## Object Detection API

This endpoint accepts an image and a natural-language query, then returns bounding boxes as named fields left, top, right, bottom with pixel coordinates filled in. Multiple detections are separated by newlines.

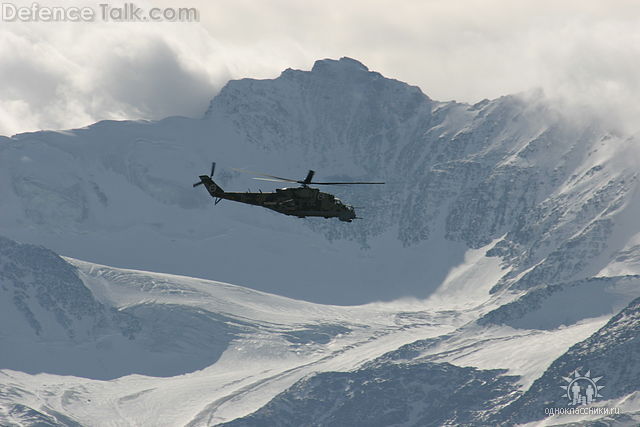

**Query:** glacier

left=2, top=57, right=640, bottom=425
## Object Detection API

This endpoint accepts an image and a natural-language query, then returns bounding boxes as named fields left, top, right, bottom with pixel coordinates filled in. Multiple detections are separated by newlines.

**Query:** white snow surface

left=0, top=248, right=633, bottom=426
left=0, top=254, right=476, bottom=426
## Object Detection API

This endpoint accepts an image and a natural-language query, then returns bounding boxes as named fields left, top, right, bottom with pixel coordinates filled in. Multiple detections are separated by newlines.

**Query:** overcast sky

left=1, top=0, right=640, bottom=136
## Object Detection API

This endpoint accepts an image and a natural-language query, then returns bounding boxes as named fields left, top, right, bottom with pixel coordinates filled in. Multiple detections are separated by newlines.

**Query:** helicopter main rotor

left=232, top=168, right=385, bottom=187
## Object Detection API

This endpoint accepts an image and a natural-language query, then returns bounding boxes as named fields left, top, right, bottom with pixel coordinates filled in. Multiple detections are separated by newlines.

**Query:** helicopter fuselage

left=198, top=175, right=356, bottom=222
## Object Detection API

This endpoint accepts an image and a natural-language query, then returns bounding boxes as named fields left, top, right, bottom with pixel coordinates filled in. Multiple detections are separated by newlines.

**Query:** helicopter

left=193, top=163, right=384, bottom=222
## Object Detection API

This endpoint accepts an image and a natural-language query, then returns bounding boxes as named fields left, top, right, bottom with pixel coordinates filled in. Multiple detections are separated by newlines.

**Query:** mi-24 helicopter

left=193, top=163, right=384, bottom=222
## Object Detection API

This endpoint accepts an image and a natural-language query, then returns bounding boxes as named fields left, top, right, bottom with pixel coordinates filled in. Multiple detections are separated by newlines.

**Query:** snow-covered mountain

left=1, top=236, right=638, bottom=426
left=2, top=57, right=640, bottom=425
left=0, top=236, right=485, bottom=425
left=3, top=57, right=639, bottom=305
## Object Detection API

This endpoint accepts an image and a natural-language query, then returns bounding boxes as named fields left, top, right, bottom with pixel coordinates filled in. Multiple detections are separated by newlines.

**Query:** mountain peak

left=206, top=56, right=429, bottom=119
left=310, top=56, right=369, bottom=73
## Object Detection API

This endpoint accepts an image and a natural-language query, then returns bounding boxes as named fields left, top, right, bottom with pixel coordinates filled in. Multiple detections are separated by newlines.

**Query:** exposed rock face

left=0, top=236, right=107, bottom=340
left=222, top=362, right=520, bottom=427
left=496, top=296, right=640, bottom=425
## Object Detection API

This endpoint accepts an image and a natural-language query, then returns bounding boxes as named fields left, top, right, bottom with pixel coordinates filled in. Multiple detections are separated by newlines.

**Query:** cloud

left=2, top=0, right=640, bottom=135
left=0, top=16, right=229, bottom=135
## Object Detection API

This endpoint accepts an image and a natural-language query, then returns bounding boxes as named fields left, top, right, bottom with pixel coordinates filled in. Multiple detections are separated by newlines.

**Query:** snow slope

left=0, top=237, right=475, bottom=425
left=2, top=236, right=639, bottom=426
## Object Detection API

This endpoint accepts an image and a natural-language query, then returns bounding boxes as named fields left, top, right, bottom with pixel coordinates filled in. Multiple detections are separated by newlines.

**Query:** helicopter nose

left=338, top=206, right=355, bottom=221
left=346, top=206, right=356, bottom=218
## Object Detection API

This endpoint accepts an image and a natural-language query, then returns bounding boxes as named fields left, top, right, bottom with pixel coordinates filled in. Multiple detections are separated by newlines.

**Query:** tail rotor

left=193, top=162, right=216, bottom=187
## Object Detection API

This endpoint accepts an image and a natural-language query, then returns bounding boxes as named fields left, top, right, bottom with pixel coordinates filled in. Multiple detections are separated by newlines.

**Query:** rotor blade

left=253, top=177, right=297, bottom=183
left=234, top=167, right=384, bottom=185
left=309, top=181, right=386, bottom=185
left=210, top=162, right=216, bottom=177
left=193, top=181, right=204, bottom=187
left=232, top=168, right=300, bottom=183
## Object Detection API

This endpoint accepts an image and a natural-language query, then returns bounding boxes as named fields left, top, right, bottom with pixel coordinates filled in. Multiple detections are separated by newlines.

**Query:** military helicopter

left=193, top=163, right=384, bottom=222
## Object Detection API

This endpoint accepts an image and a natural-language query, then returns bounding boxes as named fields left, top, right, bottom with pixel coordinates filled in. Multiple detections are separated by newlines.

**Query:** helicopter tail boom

left=197, top=175, right=224, bottom=197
